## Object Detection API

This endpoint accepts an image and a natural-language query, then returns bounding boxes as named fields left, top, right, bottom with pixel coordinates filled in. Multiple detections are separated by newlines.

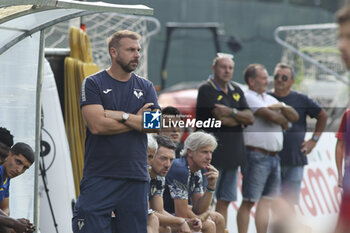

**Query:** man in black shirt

left=196, top=53, right=254, bottom=228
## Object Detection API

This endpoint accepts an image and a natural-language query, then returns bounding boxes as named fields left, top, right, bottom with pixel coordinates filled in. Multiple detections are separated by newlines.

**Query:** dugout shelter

left=0, top=1, right=153, bottom=232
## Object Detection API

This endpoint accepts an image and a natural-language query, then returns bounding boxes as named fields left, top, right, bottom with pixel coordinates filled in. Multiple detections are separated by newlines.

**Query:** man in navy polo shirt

left=72, top=30, right=160, bottom=233
left=269, top=63, right=327, bottom=209
left=0, top=142, right=35, bottom=233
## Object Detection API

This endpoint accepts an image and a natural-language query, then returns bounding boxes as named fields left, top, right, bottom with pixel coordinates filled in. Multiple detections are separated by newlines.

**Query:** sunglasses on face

left=274, top=74, right=289, bottom=81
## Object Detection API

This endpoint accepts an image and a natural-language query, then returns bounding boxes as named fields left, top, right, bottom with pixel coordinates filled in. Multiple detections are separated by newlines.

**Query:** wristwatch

left=121, top=112, right=129, bottom=123
left=311, top=134, right=319, bottom=142
left=232, top=108, right=238, bottom=118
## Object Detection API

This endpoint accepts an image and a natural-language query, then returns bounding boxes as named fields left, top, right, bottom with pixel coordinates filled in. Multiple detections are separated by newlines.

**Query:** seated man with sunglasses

left=268, top=63, right=328, bottom=210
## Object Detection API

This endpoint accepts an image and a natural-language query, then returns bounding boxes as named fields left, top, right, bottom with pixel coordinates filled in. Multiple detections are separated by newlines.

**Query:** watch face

left=232, top=108, right=238, bottom=117
left=122, top=113, right=129, bottom=121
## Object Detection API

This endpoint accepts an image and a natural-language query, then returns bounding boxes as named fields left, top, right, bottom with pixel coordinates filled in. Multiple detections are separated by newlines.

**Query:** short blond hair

left=107, top=30, right=141, bottom=51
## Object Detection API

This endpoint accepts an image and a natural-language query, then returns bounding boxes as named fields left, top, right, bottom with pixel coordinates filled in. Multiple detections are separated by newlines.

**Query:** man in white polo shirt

left=236, top=63, right=299, bottom=233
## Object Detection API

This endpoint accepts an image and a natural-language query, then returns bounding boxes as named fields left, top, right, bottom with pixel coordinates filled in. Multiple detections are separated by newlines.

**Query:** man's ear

left=110, top=47, right=118, bottom=58
left=247, top=77, right=254, bottom=87
left=187, top=149, right=193, bottom=157
left=211, top=64, right=216, bottom=73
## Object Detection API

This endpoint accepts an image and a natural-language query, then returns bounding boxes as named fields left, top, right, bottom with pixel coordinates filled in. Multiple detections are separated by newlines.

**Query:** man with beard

left=73, top=30, right=160, bottom=233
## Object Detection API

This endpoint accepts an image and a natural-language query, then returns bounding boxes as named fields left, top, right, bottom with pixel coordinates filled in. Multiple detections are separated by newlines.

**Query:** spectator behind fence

left=163, top=131, right=225, bottom=233
left=0, top=142, right=35, bottom=233
left=73, top=29, right=160, bottom=233
left=237, top=63, right=298, bottom=233
left=269, top=63, right=327, bottom=209
left=196, top=53, right=253, bottom=228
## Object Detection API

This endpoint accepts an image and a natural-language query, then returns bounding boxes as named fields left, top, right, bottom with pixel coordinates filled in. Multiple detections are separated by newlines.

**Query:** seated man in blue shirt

left=163, top=131, right=225, bottom=233
left=0, top=142, right=35, bottom=233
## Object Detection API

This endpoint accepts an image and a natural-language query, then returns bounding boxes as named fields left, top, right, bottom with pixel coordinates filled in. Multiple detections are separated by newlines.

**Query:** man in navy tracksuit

left=72, top=30, right=160, bottom=233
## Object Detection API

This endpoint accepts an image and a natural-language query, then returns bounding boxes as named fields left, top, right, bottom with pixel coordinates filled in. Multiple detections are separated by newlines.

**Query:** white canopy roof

left=0, top=0, right=153, bottom=55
